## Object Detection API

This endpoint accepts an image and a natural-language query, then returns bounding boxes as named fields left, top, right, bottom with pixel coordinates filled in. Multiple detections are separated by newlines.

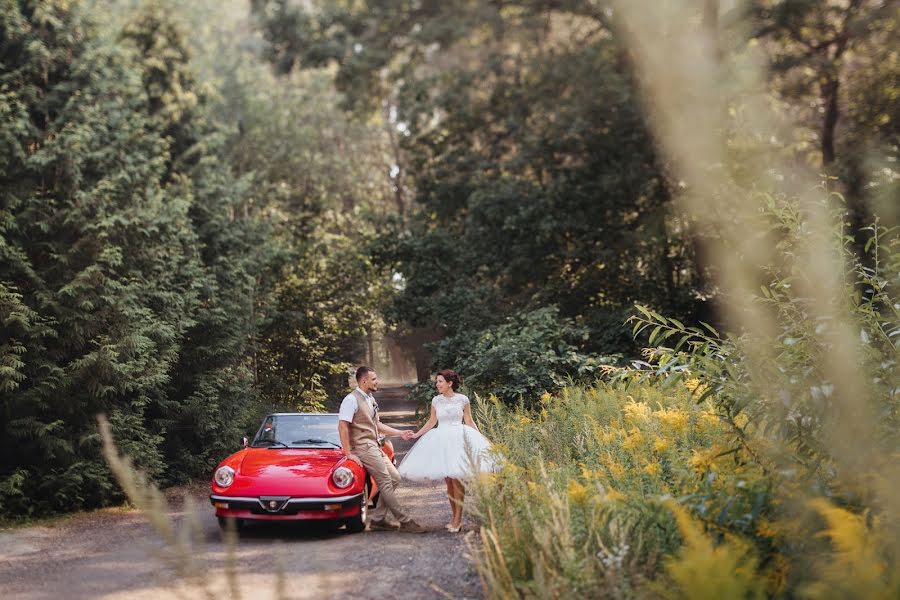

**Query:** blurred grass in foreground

left=99, top=415, right=287, bottom=600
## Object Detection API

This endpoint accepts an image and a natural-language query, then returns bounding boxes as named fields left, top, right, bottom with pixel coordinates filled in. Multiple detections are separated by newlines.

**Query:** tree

left=253, top=1, right=706, bottom=391
left=118, top=3, right=274, bottom=480
left=0, top=0, right=203, bottom=513
left=750, top=0, right=896, bottom=166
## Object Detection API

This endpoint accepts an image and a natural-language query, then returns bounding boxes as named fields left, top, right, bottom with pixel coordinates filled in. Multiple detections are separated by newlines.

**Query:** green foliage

left=467, top=181, right=896, bottom=597
left=256, top=218, right=389, bottom=410
left=0, top=0, right=200, bottom=513
left=255, top=0, right=708, bottom=386
left=0, top=1, right=251, bottom=514
left=435, top=306, right=606, bottom=405
left=622, top=194, right=899, bottom=490
left=2, top=0, right=403, bottom=517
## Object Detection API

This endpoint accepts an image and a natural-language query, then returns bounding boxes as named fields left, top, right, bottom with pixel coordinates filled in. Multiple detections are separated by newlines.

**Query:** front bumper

left=210, top=493, right=363, bottom=520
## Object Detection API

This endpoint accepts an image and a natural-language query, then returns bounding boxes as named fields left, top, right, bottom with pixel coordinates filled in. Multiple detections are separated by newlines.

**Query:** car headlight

left=214, top=466, right=235, bottom=487
left=331, top=466, right=354, bottom=488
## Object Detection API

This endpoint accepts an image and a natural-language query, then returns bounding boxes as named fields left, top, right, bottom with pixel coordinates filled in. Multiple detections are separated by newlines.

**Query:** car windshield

left=252, top=414, right=342, bottom=448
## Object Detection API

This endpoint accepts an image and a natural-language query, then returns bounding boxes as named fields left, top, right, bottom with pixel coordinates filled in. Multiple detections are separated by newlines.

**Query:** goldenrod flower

left=653, top=436, right=669, bottom=453
left=690, top=449, right=715, bottom=473
left=643, top=461, right=662, bottom=476
left=624, top=399, right=652, bottom=423
left=622, top=427, right=644, bottom=450
left=606, top=488, right=626, bottom=502
left=567, top=480, right=589, bottom=504
left=654, top=407, right=689, bottom=433
left=607, top=461, right=626, bottom=479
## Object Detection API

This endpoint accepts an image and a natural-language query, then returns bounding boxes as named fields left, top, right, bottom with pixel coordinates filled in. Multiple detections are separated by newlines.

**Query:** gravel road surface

left=0, top=385, right=484, bottom=599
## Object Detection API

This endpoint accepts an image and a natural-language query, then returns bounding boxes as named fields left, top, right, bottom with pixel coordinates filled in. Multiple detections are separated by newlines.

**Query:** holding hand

left=400, top=429, right=415, bottom=441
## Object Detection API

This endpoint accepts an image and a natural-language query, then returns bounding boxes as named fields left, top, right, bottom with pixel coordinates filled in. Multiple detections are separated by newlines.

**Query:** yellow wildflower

left=476, top=473, right=496, bottom=486
left=518, top=415, right=532, bottom=425
left=756, top=518, right=778, bottom=540
left=606, top=488, right=626, bottom=502
left=567, top=480, right=589, bottom=504
left=653, top=436, right=669, bottom=453
left=654, top=407, right=689, bottom=434
left=690, top=449, right=715, bottom=473
left=684, top=378, right=708, bottom=395
left=607, top=461, right=626, bottom=479
left=701, top=411, right=720, bottom=428
left=491, top=443, right=509, bottom=458
left=599, top=428, right=617, bottom=444
left=624, top=399, right=652, bottom=423
left=622, top=427, right=644, bottom=450
left=579, top=463, right=595, bottom=481
left=643, top=461, right=662, bottom=476
left=540, top=391, right=553, bottom=403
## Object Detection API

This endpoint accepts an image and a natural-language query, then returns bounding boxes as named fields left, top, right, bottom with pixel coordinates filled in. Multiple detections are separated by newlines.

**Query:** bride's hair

left=437, top=369, right=461, bottom=391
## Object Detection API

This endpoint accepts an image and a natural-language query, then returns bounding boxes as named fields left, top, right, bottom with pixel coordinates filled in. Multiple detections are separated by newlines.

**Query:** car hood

left=219, top=448, right=349, bottom=497
left=239, top=448, right=343, bottom=479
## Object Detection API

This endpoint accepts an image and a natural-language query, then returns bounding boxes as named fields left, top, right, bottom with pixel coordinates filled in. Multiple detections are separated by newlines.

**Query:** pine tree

left=119, top=3, right=271, bottom=481
left=0, top=0, right=203, bottom=515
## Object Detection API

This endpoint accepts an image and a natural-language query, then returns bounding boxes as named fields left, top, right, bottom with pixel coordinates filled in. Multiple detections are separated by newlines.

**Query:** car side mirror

left=241, top=436, right=249, bottom=448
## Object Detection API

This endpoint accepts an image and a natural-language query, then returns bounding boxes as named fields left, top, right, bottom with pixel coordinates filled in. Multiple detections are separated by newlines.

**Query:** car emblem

left=259, top=496, right=290, bottom=512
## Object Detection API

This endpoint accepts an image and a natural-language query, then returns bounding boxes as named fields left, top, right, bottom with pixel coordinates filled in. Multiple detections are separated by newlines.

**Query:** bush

left=430, top=306, right=618, bottom=406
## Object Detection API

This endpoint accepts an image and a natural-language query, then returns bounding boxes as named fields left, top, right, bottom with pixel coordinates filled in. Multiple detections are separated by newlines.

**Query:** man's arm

left=338, top=420, right=361, bottom=465
left=377, top=421, right=414, bottom=440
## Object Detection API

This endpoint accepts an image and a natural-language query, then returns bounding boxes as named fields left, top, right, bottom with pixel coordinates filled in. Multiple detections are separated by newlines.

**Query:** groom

left=338, top=366, right=426, bottom=533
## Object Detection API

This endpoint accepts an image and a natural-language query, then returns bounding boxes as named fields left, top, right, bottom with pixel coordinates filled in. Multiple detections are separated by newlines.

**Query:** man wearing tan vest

left=338, top=366, right=426, bottom=533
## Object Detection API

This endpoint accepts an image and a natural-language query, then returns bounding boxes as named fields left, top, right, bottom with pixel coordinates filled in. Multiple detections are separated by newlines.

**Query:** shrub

left=431, top=306, right=615, bottom=406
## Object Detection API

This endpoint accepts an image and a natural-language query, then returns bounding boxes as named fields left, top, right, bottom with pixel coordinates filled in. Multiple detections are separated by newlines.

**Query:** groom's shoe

left=397, top=519, right=427, bottom=534
left=367, top=518, right=398, bottom=531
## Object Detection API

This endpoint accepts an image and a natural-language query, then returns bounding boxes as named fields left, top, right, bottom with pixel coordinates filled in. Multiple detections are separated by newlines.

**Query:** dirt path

left=0, top=386, right=484, bottom=599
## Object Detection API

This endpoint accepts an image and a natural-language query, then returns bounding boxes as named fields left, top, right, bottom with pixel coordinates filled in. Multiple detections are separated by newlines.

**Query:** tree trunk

left=821, top=76, right=840, bottom=166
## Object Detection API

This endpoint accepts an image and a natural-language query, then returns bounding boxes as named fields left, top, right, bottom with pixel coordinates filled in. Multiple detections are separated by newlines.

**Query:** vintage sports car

left=209, top=413, right=393, bottom=533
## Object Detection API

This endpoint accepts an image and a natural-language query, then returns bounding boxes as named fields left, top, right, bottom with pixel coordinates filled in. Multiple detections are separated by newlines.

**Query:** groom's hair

left=355, top=366, right=375, bottom=382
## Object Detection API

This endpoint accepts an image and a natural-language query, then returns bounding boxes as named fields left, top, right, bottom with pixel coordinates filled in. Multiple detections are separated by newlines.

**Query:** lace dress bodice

left=433, top=394, right=468, bottom=426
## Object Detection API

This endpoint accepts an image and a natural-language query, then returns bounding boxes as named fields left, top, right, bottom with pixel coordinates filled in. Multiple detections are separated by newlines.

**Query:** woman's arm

left=414, top=405, right=438, bottom=438
left=463, top=402, right=479, bottom=432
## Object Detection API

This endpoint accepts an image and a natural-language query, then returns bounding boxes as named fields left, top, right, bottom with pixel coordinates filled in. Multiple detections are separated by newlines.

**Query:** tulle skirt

left=398, top=424, right=497, bottom=481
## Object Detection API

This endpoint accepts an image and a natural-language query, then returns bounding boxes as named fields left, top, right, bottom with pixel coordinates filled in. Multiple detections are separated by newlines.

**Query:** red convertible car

left=209, top=413, right=393, bottom=533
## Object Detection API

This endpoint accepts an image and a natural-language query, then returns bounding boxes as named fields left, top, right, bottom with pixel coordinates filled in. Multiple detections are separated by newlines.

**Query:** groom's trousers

left=356, top=443, right=410, bottom=524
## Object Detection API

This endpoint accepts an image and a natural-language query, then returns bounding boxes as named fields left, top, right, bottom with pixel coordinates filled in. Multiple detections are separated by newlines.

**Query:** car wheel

left=217, top=516, right=244, bottom=534
left=344, top=486, right=368, bottom=533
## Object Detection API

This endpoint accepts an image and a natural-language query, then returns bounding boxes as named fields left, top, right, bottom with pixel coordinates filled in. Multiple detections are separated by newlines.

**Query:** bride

left=398, top=369, right=495, bottom=532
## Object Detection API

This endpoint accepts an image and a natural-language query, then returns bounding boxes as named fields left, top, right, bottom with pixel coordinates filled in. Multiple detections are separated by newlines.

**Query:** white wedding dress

left=398, top=393, right=496, bottom=481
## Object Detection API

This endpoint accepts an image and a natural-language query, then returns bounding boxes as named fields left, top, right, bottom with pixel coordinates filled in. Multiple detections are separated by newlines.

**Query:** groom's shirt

left=338, top=387, right=376, bottom=422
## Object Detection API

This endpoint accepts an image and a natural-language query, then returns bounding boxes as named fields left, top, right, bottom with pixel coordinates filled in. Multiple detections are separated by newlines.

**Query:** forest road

left=0, top=385, right=483, bottom=599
